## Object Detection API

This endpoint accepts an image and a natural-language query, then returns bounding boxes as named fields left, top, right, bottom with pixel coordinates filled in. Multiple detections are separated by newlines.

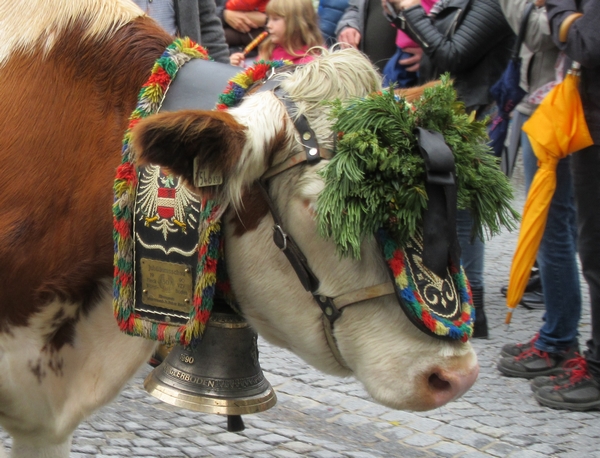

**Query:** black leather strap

left=415, top=127, right=460, bottom=278
left=513, top=3, right=535, bottom=60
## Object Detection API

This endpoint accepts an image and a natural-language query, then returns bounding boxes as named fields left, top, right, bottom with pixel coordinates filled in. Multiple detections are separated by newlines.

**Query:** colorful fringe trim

left=113, top=41, right=292, bottom=347
left=378, top=229, right=474, bottom=342
left=216, top=59, right=289, bottom=110
left=113, top=38, right=217, bottom=347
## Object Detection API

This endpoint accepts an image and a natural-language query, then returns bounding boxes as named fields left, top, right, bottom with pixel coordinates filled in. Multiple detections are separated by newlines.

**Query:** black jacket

left=398, top=0, right=514, bottom=111
left=546, top=0, right=600, bottom=144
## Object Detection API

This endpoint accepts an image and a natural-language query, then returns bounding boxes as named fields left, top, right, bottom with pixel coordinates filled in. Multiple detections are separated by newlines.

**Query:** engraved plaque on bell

left=144, top=312, right=276, bottom=417
left=140, top=258, right=193, bottom=313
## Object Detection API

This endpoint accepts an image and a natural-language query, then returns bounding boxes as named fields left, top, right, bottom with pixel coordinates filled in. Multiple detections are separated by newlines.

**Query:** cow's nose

left=426, top=363, right=479, bottom=408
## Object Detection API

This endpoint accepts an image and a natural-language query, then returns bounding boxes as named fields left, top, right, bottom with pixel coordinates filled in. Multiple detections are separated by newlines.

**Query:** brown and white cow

left=0, top=1, right=478, bottom=456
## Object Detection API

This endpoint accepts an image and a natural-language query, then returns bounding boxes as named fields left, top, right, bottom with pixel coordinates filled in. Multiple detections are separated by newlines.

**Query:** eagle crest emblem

left=136, top=165, right=200, bottom=240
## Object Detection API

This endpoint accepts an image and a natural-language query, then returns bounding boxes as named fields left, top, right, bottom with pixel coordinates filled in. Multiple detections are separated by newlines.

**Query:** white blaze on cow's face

left=133, top=48, right=479, bottom=411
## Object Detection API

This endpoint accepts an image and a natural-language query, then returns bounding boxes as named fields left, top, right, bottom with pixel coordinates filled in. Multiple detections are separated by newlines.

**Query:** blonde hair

left=260, top=0, right=323, bottom=59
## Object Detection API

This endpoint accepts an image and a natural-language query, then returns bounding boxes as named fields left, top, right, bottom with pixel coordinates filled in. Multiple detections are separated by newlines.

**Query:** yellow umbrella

left=505, top=63, right=593, bottom=324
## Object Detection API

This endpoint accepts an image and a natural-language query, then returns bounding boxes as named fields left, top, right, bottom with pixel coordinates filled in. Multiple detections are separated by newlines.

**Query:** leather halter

left=254, top=73, right=395, bottom=368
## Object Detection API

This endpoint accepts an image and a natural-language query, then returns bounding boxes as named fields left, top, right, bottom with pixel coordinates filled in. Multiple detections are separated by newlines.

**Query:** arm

left=223, top=10, right=261, bottom=32
left=392, top=0, right=513, bottom=73
left=198, top=0, right=230, bottom=64
left=499, top=0, right=555, bottom=53
left=335, top=0, right=364, bottom=37
left=546, top=0, right=600, bottom=67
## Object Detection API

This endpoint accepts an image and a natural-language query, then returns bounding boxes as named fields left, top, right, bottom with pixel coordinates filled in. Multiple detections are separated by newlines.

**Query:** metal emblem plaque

left=140, top=258, right=193, bottom=313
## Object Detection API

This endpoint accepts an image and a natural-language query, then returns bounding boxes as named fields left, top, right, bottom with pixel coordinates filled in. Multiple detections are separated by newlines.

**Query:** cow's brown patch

left=0, top=17, right=171, bottom=331
left=230, top=184, right=270, bottom=236
left=133, top=110, right=247, bottom=186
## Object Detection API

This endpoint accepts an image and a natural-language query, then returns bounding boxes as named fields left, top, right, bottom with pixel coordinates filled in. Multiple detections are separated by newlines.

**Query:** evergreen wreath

left=316, top=75, right=519, bottom=258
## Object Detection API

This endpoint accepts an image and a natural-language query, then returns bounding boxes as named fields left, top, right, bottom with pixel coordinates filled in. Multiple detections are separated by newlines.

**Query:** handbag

left=488, top=2, right=535, bottom=158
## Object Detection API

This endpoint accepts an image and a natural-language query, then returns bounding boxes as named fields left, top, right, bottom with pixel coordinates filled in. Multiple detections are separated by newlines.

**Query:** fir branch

left=317, top=75, right=519, bottom=258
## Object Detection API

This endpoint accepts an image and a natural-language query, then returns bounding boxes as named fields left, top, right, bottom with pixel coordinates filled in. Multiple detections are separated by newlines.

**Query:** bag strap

left=512, top=2, right=535, bottom=60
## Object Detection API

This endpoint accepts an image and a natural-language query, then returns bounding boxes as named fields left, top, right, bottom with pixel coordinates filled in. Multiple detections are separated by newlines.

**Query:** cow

left=0, top=1, right=479, bottom=456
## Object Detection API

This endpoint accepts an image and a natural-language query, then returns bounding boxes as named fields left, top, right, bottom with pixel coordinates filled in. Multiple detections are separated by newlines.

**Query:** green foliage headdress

left=316, top=75, right=519, bottom=258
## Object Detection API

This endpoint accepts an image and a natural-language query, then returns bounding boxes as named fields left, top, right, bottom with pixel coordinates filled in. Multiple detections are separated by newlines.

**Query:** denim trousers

left=519, top=112, right=581, bottom=353
left=456, top=209, right=485, bottom=291
left=570, top=144, right=600, bottom=379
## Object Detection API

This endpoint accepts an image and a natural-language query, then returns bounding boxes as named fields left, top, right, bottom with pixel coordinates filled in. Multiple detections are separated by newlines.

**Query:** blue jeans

left=519, top=112, right=581, bottom=353
left=457, top=209, right=485, bottom=290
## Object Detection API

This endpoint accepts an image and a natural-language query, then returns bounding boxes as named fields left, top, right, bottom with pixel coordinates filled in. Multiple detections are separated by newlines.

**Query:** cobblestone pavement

left=2, top=161, right=599, bottom=457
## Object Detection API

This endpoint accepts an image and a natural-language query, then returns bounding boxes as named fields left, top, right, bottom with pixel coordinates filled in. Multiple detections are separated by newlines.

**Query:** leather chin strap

left=255, top=80, right=395, bottom=370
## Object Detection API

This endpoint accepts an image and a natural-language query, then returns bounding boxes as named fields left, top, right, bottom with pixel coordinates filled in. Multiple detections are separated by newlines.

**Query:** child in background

left=382, top=0, right=435, bottom=88
left=230, top=0, right=324, bottom=66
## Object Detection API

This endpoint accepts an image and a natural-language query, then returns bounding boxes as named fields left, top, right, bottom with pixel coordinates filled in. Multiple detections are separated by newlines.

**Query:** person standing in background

left=531, top=0, right=600, bottom=411
left=381, top=0, right=434, bottom=88
left=496, top=0, right=582, bottom=381
left=383, top=0, right=516, bottom=338
left=335, top=0, right=397, bottom=72
left=133, top=0, right=230, bottom=63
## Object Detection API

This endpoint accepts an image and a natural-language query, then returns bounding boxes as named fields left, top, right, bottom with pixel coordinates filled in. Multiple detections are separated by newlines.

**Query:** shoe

left=471, top=287, right=488, bottom=339
left=531, top=353, right=586, bottom=393
left=500, top=333, right=539, bottom=358
left=500, top=266, right=544, bottom=310
left=520, top=290, right=545, bottom=310
left=534, top=357, right=600, bottom=411
left=497, top=345, right=579, bottom=379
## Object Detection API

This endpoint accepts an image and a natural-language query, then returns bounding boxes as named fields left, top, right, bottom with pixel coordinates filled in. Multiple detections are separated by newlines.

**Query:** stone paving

left=2, top=161, right=599, bottom=457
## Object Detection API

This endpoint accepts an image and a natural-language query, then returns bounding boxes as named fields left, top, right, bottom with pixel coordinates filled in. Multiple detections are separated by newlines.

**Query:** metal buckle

left=272, top=225, right=288, bottom=251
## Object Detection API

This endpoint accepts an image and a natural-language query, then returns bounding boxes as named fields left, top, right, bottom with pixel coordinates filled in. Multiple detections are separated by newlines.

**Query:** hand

left=399, top=47, right=423, bottom=72
left=534, top=0, right=545, bottom=6
left=337, top=27, right=361, bottom=49
left=229, top=52, right=245, bottom=67
left=224, top=10, right=256, bottom=33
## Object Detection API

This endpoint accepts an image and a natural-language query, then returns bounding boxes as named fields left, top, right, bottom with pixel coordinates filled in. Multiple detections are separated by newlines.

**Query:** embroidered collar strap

left=113, top=42, right=290, bottom=347
left=113, top=38, right=217, bottom=347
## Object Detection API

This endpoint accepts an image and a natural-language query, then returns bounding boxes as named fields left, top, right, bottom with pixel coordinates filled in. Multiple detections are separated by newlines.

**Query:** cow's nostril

left=428, top=373, right=451, bottom=392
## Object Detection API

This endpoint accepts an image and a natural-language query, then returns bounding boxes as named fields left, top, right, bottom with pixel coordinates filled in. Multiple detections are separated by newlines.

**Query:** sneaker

left=500, top=333, right=539, bottom=358
left=534, top=357, right=600, bottom=411
left=500, top=267, right=544, bottom=310
left=530, top=354, right=586, bottom=393
left=497, top=345, right=579, bottom=379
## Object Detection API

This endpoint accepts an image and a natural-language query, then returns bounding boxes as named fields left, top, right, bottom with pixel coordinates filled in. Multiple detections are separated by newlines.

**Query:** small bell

left=144, top=311, right=276, bottom=431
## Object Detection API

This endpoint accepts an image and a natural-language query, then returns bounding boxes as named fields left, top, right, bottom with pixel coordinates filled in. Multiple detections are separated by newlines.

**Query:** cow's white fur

left=0, top=0, right=142, bottom=67
left=0, top=282, right=156, bottom=458
left=220, top=48, right=478, bottom=410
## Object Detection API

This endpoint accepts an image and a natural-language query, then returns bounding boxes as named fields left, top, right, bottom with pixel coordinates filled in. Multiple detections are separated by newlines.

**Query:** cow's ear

left=131, top=110, right=246, bottom=184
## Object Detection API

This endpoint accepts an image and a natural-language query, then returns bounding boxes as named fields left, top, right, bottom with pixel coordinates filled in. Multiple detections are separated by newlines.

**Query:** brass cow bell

left=144, top=312, right=277, bottom=431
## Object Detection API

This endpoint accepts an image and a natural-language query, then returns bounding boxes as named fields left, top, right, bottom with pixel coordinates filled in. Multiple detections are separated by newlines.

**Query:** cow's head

left=131, top=48, right=478, bottom=411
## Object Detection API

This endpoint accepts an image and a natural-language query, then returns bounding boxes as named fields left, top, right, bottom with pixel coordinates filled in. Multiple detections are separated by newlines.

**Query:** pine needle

left=317, top=75, right=519, bottom=258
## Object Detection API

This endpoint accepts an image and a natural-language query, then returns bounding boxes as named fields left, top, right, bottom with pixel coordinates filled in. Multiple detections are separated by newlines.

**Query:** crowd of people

left=133, top=0, right=600, bottom=412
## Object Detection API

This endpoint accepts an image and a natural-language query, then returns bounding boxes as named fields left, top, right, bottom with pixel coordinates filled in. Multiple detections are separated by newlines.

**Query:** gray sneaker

left=497, top=345, right=579, bottom=379
left=500, top=333, right=539, bottom=358
left=530, top=354, right=586, bottom=393
left=534, top=358, right=600, bottom=411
